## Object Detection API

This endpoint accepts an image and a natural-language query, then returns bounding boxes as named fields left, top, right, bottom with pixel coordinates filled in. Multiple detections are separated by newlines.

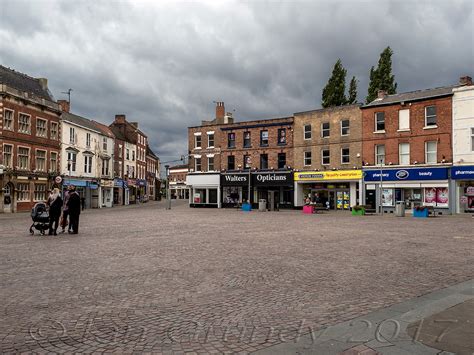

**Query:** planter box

left=413, top=208, right=429, bottom=218
left=302, top=205, right=314, bottom=214
left=351, top=208, right=365, bottom=216
left=242, top=203, right=252, bottom=212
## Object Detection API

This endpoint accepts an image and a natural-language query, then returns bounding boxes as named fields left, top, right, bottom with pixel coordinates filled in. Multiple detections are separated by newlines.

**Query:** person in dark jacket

left=47, top=188, right=63, bottom=236
left=67, top=186, right=81, bottom=234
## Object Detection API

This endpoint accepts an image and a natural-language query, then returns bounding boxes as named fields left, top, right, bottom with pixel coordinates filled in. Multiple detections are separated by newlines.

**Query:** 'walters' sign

left=221, top=174, right=249, bottom=186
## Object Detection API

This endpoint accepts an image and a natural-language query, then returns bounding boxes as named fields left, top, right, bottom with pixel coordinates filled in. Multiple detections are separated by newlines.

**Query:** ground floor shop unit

left=169, top=182, right=189, bottom=199
left=63, top=178, right=100, bottom=209
left=221, top=171, right=293, bottom=209
left=113, top=178, right=129, bottom=206
left=294, top=170, right=363, bottom=210
left=450, top=165, right=474, bottom=214
left=363, top=166, right=451, bottom=214
left=186, top=173, right=220, bottom=208
left=100, top=179, right=114, bottom=208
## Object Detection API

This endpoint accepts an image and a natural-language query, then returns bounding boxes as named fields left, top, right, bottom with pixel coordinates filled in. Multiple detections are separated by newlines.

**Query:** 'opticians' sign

left=363, top=167, right=449, bottom=182
left=295, top=170, right=362, bottom=181
left=252, top=172, right=293, bottom=186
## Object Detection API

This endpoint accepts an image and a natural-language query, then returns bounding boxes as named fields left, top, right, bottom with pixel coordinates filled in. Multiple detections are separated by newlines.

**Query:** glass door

left=336, top=190, right=350, bottom=210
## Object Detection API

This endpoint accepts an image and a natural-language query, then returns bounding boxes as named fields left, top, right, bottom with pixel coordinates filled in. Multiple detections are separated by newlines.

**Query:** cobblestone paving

left=0, top=202, right=472, bottom=354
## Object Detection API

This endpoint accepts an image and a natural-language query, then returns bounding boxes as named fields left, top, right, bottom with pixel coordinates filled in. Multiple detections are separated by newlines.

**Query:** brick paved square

left=0, top=202, right=472, bottom=353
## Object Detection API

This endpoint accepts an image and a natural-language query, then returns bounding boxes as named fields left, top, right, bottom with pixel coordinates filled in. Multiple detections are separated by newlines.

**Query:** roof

left=146, top=145, right=159, bottom=159
left=108, top=125, right=127, bottom=142
left=0, top=65, right=54, bottom=101
left=92, top=120, right=115, bottom=138
left=363, top=85, right=459, bottom=108
left=169, top=164, right=188, bottom=170
left=294, top=103, right=362, bottom=115
left=62, top=112, right=101, bottom=132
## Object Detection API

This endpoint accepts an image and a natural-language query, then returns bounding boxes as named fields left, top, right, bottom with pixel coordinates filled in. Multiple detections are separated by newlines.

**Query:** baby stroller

left=30, top=202, right=50, bottom=235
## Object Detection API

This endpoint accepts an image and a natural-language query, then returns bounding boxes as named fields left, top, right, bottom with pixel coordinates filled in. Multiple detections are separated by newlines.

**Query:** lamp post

left=165, top=164, right=171, bottom=210
left=379, top=157, right=384, bottom=215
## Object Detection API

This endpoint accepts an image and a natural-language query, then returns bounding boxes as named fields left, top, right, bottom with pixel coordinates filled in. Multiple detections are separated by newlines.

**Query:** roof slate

left=0, top=65, right=54, bottom=101
left=62, top=112, right=101, bottom=132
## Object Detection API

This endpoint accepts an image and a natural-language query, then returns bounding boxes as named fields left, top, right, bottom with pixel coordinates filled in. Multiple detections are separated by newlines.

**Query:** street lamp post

left=165, top=164, right=171, bottom=210
left=379, top=158, right=384, bottom=215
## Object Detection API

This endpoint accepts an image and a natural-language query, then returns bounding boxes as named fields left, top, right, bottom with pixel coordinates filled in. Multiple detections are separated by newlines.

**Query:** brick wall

left=188, top=125, right=222, bottom=172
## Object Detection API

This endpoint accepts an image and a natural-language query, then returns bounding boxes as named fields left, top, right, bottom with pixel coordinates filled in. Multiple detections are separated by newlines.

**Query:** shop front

left=221, top=172, right=250, bottom=208
left=451, top=166, right=474, bottom=213
left=363, top=166, right=451, bottom=214
left=128, top=178, right=137, bottom=204
left=294, top=170, right=363, bottom=210
left=137, top=179, right=147, bottom=202
left=186, top=173, right=221, bottom=208
left=251, top=171, right=294, bottom=209
left=100, top=179, right=114, bottom=208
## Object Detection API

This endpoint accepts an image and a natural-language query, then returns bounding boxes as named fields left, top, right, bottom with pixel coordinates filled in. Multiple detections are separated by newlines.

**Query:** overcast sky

left=1, top=0, right=472, bottom=163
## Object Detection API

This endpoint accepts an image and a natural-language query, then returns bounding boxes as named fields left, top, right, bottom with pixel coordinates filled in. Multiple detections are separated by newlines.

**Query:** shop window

left=244, top=155, right=251, bottom=169
left=50, top=122, right=58, bottom=140
left=304, top=124, right=312, bottom=140
left=36, top=118, right=47, bottom=137
left=260, top=154, right=268, bottom=169
left=195, top=157, right=202, bottom=172
left=243, top=131, right=251, bottom=148
left=207, top=133, right=214, bottom=148
left=84, top=155, right=93, bottom=174
left=35, top=150, right=46, bottom=171
left=341, top=119, right=349, bottom=136
left=50, top=152, right=58, bottom=173
left=4, top=109, right=14, bottom=130
left=3, top=144, right=13, bottom=168
left=398, top=109, right=410, bottom=130
left=260, top=130, right=269, bottom=146
left=18, top=147, right=30, bottom=170
left=278, top=153, right=286, bottom=169
left=423, top=187, right=448, bottom=207
left=278, top=128, right=286, bottom=145
left=341, top=148, right=350, bottom=164
left=227, top=155, right=235, bottom=170
left=195, top=135, right=202, bottom=148
left=425, top=106, right=437, bottom=127
left=375, top=112, right=385, bottom=132
left=209, top=189, right=218, bottom=204
left=67, top=151, right=77, bottom=172
left=304, top=151, right=312, bottom=166
left=375, top=144, right=385, bottom=165
left=322, top=149, right=330, bottom=165
left=18, top=113, right=31, bottom=134
left=34, top=184, right=46, bottom=201
left=194, top=188, right=206, bottom=204
left=228, top=133, right=236, bottom=148
left=321, top=122, right=330, bottom=138
left=399, top=143, right=410, bottom=165
left=208, top=156, right=214, bottom=171
left=17, top=183, right=30, bottom=201
left=425, top=141, right=437, bottom=163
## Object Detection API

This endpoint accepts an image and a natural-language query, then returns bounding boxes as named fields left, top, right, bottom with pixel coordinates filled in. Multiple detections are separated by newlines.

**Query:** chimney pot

left=57, top=99, right=70, bottom=113
left=377, top=90, right=387, bottom=99
left=459, top=76, right=472, bottom=86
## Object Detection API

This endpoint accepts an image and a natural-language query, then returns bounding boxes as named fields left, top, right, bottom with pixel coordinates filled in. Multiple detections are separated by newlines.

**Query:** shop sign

left=63, top=179, right=88, bottom=187
left=55, top=176, right=63, bottom=184
left=221, top=173, right=249, bottom=186
left=364, top=167, right=448, bottom=182
left=295, top=170, right=362, bottom=182
left=128, top=178, right=137, bottom=187
left=252, top=172, right=293, bottom=186
left=102, top=180, right=114, bottom=188
left=137, top=179, right=147, bottom=187
left=451, top=166, right=474, bottom=180
left=114, top=179, right=124, bottom=188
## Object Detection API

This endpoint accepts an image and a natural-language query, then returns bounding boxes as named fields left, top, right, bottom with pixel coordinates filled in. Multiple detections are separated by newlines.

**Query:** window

left=35, top=118, right=47, bottom=137
left=208, top=156, right=214, bottom=171
left=34, top=184, right=46, bottom=201
left=3, top=144, right=13, bottom=168
left=304, top=124, right=312, bottom=140
left=260, top=154, right=268, bottom=169
left=4, top=109, right=14, bottom=130
left=425, top=106, right=437, bottom=127
left=50, top=152, right=58, bottom=172
left=398, top=109, right=410, bottom=130
left=67, top=151, right=77, bottom=172
left=399, top=143, right=410, bottom=165
left=207, top=133, right=214, bottom=148
left=86, top=133, right=91, bottom=148
left=425, top=141, right=437, bottom=164
left=321, top=149, right=330, bottom=165
left=195, top=135, right=202, bottom=148
left=321, top=122, right=330, bottom=138
left=471, top=128, right=474, bottom=152
left=375, top=112, right=385, bottom=131
left=227, top=155, right=235, bottom=170
left=195, top=157, right=202, bottom=171
left=243, top=131, right=251, bottom=148
left=304, top=151, right=312, bottom=166
left=50, top=122, right=58, bottom=140
left=103, top=137, right=108, bottom=151
left=84, top=155, right=93, bottom=174
left=341, top=120, right=350, bottom=136
left=18, top=113, right=30, bottom=134
left=132, top=151, right=135, bottom=161
left=375, top=144, right=385, bottom=165
left=18, top=147, right=30, bottom=170
left=278, top=129, right=287, bottom=145
left=69, top=127, right=75, bottom=144
left=102, top=159, right=109, bottom=176
left=341, top=148, right=350, bottom=164
left=260, top=130, right=269, bottom=146
left=17, top=183, right=30, bottom=201
left=35, top=150, right=46, bottom=171
left=228, top=133, right=236, bottom=148
left=126, top=148, right=130, bottom=160
left=278, top=153, right=286, bottom=169
left=244, top=155, right=251, bottom=169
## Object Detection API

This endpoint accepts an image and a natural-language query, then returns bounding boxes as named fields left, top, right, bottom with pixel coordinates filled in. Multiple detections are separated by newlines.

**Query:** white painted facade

left=452, top=85, right=474, bottom=165
left=124, top=141, right=136, bottom=179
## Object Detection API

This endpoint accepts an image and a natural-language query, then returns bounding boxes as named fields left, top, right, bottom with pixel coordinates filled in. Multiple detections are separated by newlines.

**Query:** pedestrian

left=80, top=196, right=85, bottom=211
left=47, top=188, right=63, bottom=236
left=60, top=187, right=71, bottom=233
left=67, top=185, right=81, bottom=234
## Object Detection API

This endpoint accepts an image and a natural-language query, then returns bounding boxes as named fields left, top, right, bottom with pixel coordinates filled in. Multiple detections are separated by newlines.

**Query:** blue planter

left=413, top=208, right=429, bottom=218
left=242, top=203, right=252, bottom=212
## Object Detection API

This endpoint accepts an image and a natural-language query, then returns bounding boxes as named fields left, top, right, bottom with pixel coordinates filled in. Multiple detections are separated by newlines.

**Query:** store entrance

left=310, top=189, right=350, bottom=210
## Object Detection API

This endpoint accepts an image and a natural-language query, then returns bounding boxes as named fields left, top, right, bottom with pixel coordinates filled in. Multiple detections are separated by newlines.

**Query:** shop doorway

left=3, top=182, right=14, bottom=213
left=311, top=189, right=350, bottom=210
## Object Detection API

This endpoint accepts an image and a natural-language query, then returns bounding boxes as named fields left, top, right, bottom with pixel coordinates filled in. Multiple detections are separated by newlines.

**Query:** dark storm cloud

left=1, top=0, right=472, bottom=162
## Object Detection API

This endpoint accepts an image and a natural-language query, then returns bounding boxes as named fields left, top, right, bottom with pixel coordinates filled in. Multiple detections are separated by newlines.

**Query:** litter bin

left=259, top=199, right=267, bottom=212
left=395, top=201, right=405, bottom=217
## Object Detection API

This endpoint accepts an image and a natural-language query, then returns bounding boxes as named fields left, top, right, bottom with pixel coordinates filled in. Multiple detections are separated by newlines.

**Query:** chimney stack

left=377, top=90, right=387, bottom=99
left=38, top=78, right=48, bottom=91
left=215, top=101, right=225, bottom=122
left=459, top=76, right=472, bottom=86
left=115, top=114, right=126, bottom=124
left=57, top=99, right=70, bottom=113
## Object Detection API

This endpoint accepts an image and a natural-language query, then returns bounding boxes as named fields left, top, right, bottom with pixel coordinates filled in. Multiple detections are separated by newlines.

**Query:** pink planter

left=303, top=205, right=314, bottom=214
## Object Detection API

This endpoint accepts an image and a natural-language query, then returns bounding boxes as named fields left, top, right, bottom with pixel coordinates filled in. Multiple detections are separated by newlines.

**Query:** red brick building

left=168, top=164, right=189, bottom=199
left=0, top=66, right=62, bottom=213
left=146, top=145, right=160, bottom=200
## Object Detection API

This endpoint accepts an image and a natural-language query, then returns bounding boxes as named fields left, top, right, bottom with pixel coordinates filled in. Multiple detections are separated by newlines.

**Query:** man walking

left=67, top=185, right=81, bottom=234
left=61, top=187, right=71, bottom=233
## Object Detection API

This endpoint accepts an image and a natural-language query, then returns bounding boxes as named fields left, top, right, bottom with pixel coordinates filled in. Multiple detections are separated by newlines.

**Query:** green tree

left=366, top=46, right=398, bottom=103
left=321, top=59, right=347, bottom=108
left=347, top=76, right=358, bottom=104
